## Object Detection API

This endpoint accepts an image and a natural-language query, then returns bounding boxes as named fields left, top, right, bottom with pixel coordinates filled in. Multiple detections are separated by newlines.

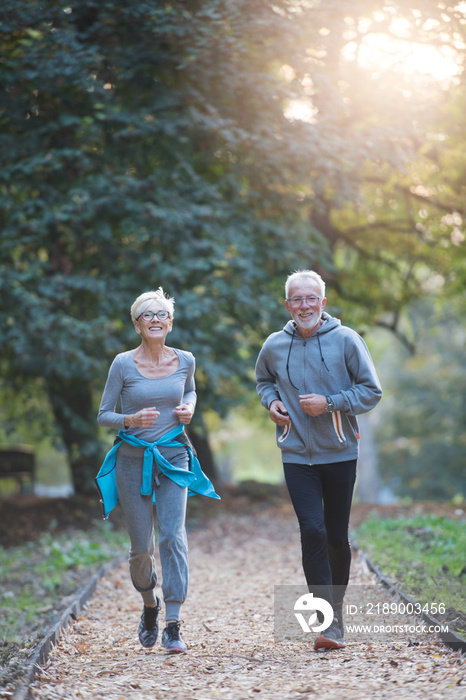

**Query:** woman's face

left=134, top=304, right=173, bottom=342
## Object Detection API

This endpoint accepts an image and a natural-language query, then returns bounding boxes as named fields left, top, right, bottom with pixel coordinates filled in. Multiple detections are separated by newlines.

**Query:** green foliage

left=207, top=406, right=283, bottom=483
left=311, top=9, right=466, bottom=339
left=373, top=299, right=466, bottom=501
left=1, top=0, right=465, bottom=492
left=354, top=513, right=466, bottom=612
left=0, top=0, right=333, bottom=488
left=0, top=525, right=129, bottom=643
left=0, top=372, right=61, bottom=447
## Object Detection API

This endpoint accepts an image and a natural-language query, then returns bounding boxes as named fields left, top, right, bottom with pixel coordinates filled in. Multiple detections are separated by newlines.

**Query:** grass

left=0, top=522, right=129, bottom=649
left=353, top=513, right=466, bottom=633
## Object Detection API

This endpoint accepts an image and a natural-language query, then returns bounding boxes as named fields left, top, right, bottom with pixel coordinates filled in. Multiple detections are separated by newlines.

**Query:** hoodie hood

left=283, top=312, right=341, bottom=375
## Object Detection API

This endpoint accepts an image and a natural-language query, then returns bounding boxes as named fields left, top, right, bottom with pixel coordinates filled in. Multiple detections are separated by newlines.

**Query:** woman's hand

left=124, top=407, right=160, bottom=428
left=173, top=403, right=194, bottom=425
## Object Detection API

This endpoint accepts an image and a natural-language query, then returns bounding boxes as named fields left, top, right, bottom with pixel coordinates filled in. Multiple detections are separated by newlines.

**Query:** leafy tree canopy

left=374, top=297, right=466, bottom=501
left=0, top=0, right=465, bottom=490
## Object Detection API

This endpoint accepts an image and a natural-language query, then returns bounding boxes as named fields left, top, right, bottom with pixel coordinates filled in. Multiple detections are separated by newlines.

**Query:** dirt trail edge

left=29, top=504, right=464, bottom=700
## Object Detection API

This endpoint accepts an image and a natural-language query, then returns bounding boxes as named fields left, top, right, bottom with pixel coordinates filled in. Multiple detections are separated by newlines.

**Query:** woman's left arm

left=173, top=353, right=197, bottom=424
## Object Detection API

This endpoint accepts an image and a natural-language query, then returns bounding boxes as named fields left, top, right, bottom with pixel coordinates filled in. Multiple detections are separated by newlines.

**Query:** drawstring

left=286, top=328, right=300, bottom=391
left=287, top=323, right=330, bottom=391
left=317, top=334, right=330, bottom=372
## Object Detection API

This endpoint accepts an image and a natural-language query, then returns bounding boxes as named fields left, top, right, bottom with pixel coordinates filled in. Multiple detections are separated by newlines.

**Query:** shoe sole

left=140, top=639, right=157, bottom=649
left=163, top=645, right=187, bottom=654
left=314, top=634, right=346, bottom=651
left=138, top=628, right=159, bottom=649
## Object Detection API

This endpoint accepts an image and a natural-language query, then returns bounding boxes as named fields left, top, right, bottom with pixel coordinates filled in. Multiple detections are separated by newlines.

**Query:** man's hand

left=299, top=394, right=327, bottom=416
left=269, top=400, right=291, bottom=426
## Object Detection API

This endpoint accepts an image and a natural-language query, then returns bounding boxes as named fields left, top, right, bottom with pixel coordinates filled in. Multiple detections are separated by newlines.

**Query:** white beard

left=295, top=308, right=320, bottom=331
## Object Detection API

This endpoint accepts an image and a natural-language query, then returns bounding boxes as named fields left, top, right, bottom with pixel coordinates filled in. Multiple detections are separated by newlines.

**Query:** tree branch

left=375, top=318, right=416, bottom=355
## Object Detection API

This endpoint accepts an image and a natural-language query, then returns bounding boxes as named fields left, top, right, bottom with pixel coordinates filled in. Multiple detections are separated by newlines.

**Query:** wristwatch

left=325, top=396, right=335, bottom=413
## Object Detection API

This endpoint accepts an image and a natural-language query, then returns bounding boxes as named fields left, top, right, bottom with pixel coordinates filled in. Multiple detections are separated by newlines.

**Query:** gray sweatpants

left=115, top=442, right=188, bottom=621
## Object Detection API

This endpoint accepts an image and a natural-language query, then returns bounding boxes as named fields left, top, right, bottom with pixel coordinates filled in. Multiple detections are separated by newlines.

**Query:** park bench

left=0, top=445, right=35, bottom=494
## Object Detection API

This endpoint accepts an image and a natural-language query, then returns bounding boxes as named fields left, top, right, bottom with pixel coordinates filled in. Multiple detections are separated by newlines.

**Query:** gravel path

left=30, top=503, right=465, bottom=700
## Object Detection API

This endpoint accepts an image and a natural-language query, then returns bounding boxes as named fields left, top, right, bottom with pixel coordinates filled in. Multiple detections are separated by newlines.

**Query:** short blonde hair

left=130, top=287, right=175, bottom=322
left=285, top=270, right=326, bottom=299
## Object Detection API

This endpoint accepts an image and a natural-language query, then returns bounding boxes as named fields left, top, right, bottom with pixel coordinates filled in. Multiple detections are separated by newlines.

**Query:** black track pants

left=283, top=460, right=357, bottom=606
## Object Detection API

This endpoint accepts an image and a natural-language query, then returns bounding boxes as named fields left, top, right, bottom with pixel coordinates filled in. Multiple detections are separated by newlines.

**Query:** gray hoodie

left=255, top=313, right=382, bottom=465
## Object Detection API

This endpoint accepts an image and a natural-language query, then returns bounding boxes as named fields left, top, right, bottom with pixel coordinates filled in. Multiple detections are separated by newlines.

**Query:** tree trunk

left=45, top=377, right=103, bottom=494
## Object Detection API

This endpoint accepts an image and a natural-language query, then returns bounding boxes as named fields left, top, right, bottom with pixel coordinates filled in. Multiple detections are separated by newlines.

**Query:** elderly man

left=255, top=270, right=382, bottom=650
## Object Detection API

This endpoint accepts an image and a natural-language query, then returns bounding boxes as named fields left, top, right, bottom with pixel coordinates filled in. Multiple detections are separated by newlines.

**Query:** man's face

left=285, top=280, right=326, bottom=336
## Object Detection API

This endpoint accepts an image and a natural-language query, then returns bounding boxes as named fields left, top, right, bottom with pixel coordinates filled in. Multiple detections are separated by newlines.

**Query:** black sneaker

left=314, top=620, right=346, bottom=651
left=161, top=621, right=187, bottom=654
left=138, top=596, right=161, bottom=649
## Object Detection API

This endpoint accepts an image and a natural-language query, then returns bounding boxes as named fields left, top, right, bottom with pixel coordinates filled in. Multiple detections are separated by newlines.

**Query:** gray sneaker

left=334, top=602, right=344, bottom=639
left=161, top=621, right=187, bottom=654
left=314, top=620, right=346, bottom=651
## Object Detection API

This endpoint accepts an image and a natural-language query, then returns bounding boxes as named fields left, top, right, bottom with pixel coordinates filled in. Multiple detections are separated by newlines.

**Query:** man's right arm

left=255, top=346, right=291, bottom=426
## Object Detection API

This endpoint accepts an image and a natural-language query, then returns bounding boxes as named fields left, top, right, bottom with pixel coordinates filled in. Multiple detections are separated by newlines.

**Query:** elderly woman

left=96, top=287, right=219, bottom=654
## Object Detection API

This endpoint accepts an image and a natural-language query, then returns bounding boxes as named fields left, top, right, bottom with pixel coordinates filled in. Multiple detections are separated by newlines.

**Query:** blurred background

left=1, top=0, right=464, bottom=506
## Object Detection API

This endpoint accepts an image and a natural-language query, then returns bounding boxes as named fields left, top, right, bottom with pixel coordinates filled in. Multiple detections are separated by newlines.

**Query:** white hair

left=130, top=287, right=175, bottom=322
left=285, top=270, right=326, bottom=298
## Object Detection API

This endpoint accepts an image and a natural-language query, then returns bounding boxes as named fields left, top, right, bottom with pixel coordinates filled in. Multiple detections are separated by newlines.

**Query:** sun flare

left=350, top=34, right=461, bottom=83
left=283, top=9, right=464, bottom=122
left=346, top=14, right=464, bottom=83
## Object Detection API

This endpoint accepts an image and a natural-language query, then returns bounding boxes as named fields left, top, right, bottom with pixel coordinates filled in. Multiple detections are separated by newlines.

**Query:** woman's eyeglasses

left=137, top=310, right=170, bottom=322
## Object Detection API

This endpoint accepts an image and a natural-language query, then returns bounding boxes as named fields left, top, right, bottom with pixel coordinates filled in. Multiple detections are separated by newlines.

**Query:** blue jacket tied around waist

left=95, top=424, right=220, bottom=519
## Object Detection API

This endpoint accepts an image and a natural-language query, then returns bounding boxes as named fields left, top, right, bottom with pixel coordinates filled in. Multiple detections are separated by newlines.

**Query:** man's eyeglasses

left=286, top=295, right=321, bottom=306
left=138, top=310, right=171, bottom=322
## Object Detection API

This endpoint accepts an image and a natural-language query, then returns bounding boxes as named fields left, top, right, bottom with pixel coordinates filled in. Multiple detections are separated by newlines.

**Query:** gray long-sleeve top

left=97, top=348, right=197, bottom=443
